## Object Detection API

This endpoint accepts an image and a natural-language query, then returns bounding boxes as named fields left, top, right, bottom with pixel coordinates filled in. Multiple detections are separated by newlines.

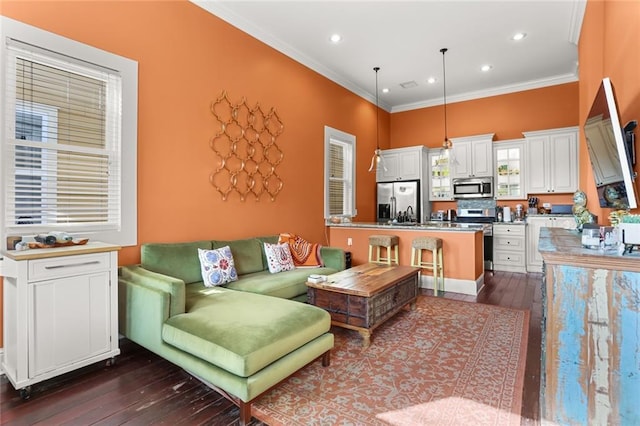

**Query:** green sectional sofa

left=118, top=236, right=345, bottom=425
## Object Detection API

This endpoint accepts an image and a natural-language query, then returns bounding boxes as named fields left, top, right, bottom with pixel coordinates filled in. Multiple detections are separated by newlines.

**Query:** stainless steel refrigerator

left=376, top=180, right=420, bottom=222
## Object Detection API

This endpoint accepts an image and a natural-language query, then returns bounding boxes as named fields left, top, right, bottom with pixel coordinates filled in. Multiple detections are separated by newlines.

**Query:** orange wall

left=391, top=83, right=579, bottom=148
left=579, top=0, right=640, bottom=221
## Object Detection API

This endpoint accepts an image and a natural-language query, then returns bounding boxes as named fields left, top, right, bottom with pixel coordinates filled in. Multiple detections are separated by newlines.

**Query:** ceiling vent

left=399, top=81, right=418, bottom=89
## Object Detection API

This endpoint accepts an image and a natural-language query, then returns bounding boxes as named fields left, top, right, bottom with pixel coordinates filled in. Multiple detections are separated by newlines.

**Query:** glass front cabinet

left=428, top=148, right=453, bottom=201
left=494, top=139, right=526, bottom=199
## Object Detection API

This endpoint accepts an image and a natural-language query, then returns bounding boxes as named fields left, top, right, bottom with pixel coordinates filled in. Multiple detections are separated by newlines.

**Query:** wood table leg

left=358, top=329, right=372, bottom=347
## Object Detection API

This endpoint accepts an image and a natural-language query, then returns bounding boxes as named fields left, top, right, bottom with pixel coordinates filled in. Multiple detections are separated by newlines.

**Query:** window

left=1, top=17, right=138, bottom=247
left=324, top=126, right=356, bottom=219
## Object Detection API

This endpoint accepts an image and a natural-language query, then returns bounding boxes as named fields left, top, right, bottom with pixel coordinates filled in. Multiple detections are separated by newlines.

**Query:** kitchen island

left=328, top=222, right=485, bottom=295
left=538, top=227, right=640, bottom=425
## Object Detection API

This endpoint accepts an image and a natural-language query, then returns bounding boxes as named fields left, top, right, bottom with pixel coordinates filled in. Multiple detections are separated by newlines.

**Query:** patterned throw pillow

left=264, top=242, right=295, bottom=274
left=198, top=246, right=238, bottom=287
left=278, top=233, right=324, bottom=267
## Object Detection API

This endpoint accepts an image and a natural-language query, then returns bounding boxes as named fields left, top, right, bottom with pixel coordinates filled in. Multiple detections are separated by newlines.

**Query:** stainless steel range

left=455, top=207, right=496, bottom=270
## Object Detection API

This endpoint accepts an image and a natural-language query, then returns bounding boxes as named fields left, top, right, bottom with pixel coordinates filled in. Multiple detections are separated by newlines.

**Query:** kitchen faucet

left=406, top=206, right=414, bottom=222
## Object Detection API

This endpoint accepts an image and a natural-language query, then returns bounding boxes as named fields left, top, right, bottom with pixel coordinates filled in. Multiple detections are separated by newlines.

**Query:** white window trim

left=324, top=125, right=356, bottom=220
left=0, top=16, right=138, bottom=248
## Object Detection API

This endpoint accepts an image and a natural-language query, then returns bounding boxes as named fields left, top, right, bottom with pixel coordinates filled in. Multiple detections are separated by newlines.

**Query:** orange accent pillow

left=278, top=233, right=323, bottom=267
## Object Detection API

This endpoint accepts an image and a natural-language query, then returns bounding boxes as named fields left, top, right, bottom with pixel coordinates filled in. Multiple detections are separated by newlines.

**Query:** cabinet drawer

left=494, top=235, right=525, bottom=250
left=29, top=252, right=111, bottom=282
left=493, top=225, right=526, bottom=236
left=494, top=250, right=526, bottom=266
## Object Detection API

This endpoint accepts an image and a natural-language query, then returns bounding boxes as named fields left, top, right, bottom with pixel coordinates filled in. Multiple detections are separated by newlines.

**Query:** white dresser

left=1, top=242, right=120, bottom=398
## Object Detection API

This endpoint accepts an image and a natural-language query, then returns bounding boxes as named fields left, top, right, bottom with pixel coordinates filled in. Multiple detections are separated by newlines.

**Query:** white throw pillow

left=198, top=246, right=238, bottom=286
left=264, top=242, right=295, bottom=274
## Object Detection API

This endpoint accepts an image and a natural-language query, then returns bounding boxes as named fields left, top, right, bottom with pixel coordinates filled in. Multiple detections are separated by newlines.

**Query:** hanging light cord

left=440, top=48, right=450, bottom=149
left=374, top=66, right=380, bottom=150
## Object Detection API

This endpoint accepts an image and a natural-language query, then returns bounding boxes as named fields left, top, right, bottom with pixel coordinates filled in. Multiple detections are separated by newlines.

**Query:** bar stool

left=368, top=234, right=399, bottom=265
left=410, top=236, right=444, bottom=295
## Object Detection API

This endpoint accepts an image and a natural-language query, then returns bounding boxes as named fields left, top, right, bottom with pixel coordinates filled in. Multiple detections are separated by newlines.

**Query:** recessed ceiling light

left=481, top=64, right=493, bottom=72
left=427, top=77, right=437, bottom=84
left=330, top=34, right=342, bottom=43
left=512, top=32, right=527, bottom=41
left=382, top=88, right=390, bottom=93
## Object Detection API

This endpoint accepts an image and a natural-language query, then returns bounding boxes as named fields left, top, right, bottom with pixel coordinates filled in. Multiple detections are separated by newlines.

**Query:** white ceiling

left=191, top=0, right=586, bottom=112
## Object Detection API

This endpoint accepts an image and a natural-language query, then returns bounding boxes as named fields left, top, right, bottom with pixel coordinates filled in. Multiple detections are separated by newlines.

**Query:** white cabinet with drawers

left=1, top=242, right=120, bottom=398
left=493, top=223, right=527, bottom=273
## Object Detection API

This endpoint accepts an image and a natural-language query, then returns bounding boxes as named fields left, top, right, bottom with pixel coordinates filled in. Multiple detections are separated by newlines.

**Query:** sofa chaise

left=118, top=236, right=345, bottom=425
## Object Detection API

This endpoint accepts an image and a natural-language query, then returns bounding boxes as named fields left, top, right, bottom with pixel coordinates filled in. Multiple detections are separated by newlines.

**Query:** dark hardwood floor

left=0, top=270, right=542, bottom=425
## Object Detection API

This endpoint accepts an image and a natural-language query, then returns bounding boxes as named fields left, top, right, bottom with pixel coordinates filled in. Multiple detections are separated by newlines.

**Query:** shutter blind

left=4, top=40, right=122, bottom=234
left=328, top=141, right=346, bottom=215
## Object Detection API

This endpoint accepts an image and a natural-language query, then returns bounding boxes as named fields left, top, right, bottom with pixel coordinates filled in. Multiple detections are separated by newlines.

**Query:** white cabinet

left=376, top=146, right=425, bottom=182
left=524, top=126, right=579, bottom=194
left=526, top=215, right=576, bottom=272
left=493, top=223, right=527, bottom=273
left=450, top=134, right=495, bottom=179
left=584, top=117, right=624, bottom=186
left=1, top=243, right=120, bottom=397
left=494, top=139, right=526, bottom=200
left=428, top=148, right=453, bottom=201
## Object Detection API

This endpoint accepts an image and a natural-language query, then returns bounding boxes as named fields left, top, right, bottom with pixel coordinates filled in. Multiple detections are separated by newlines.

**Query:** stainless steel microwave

left=452, top=177, right=493, bottom=199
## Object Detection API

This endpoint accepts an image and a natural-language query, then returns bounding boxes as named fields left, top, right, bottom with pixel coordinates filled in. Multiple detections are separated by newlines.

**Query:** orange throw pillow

left=278, top=233, right=323, bottom=267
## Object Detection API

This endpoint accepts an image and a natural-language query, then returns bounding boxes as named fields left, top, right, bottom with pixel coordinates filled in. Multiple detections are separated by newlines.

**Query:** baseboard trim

left=0, top=348, right=4, bottom=376
left=419, top=273, right=484, bottom=296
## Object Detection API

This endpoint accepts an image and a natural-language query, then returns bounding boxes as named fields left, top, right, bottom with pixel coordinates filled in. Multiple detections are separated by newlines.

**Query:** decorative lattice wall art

left=209, top=91, right=284, bottom=201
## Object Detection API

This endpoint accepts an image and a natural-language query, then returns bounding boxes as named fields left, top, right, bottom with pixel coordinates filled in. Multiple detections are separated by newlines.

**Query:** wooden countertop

left=2, top=241, right=121, bottom=261
left=538, top=227, right=640, bottom=272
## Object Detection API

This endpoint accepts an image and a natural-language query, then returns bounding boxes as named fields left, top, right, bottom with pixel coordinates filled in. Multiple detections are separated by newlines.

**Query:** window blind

left=3, top=40, right=122, bottom=234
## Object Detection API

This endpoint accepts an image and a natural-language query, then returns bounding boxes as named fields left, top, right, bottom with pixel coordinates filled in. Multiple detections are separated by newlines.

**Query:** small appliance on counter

left=431, top=209, right=456, bottom=222
left=514, top=204, right=525, bottom=222
left=503, top=206, right=512, bottom=222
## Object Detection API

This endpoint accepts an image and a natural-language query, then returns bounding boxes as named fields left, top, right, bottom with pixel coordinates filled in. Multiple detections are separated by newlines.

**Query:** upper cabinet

left=376, top=146, right=427, bottom=182
left=449, top=134, right=495, bottom=179
left=494, top=139, right=526, bottom=200
left=524, top=126, right=579, bottom=194
left=428, top=148, right=453, bottom=201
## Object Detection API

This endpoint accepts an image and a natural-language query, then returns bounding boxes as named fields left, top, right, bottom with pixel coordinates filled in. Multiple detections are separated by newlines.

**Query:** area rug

left=252, top=296, right=529, bottom=426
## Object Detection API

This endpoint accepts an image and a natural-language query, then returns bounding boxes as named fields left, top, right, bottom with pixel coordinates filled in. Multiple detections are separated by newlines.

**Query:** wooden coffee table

left=307, top=263, right=420, bottom=347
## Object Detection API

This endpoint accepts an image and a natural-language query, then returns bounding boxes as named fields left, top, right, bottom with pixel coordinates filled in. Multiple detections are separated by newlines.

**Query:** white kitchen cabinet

left=450, top=133, right=495, bottom=179
left=526, top=215, right=576, bottom=272
left=1, top=242, right=120, bottom=398
left=428, top=148, right=453, bottom=201
left=376, top=146, right=426, bottom=182
left=494, top=139, right=526, bottom=200
left=524, top=126, right=579, bottom=194
left=584, top=117, right=624, bottom=186
left=493, top=223, right=527, bottom=273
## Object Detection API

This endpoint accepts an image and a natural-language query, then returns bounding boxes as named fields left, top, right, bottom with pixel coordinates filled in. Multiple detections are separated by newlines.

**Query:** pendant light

left=368, top=66, right=387, bottom=172
left=440, top=48, right=452, bottom=150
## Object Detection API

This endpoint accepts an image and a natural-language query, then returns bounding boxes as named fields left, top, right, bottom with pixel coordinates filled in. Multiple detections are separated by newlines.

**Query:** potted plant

left=618, top=214, right=640, bottom=245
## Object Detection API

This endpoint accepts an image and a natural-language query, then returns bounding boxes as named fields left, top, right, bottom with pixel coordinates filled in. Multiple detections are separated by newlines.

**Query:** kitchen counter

left=330, top=221, right=484, bottom=231
left=328, top=223, right=485, bottom=295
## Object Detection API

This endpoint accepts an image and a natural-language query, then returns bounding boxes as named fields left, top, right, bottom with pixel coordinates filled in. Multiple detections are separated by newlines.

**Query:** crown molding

left=391, top=73, right=579, bottom=113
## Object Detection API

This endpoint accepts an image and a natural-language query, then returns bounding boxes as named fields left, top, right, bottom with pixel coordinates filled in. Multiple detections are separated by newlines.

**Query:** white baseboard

left=0, top=348, right=4, bottom=376
left=419, top=273, right=484, bottom=296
